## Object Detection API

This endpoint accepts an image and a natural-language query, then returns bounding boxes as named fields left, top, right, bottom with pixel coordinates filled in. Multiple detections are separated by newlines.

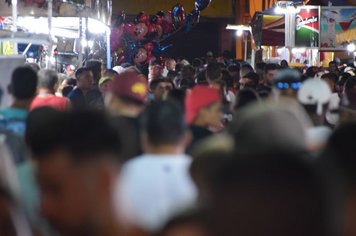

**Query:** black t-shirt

left=186, top=125, right=213, bottom=155
left=111, top=115, right=142, bottom=162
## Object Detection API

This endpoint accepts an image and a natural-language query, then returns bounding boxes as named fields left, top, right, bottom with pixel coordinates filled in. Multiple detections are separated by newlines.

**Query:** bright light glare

left=299, top=48, right=306, bottom=53
left=236, top=30, right=243, bottom=37
left=81, top=39, right=94, bottom=48
left=277, top=48, right=284, bottom=55
left=88, top=18, right=110, bottom=34
left=275, top=6, right=285, bottom=14
left=347, top=43, right=356, bottom=52
left=292, top=48, right=298, bottom=54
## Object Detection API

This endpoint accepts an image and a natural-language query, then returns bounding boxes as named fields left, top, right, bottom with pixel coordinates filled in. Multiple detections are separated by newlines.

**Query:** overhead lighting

left=347, top=43, right=356, bottom=52
left=236, top=30, right=243, bottom=37
left=226, top=24, right=251, bottom=32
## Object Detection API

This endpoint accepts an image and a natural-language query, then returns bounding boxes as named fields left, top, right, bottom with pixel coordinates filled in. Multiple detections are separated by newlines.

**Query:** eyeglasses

left=275, top=82, right=301, bottom=90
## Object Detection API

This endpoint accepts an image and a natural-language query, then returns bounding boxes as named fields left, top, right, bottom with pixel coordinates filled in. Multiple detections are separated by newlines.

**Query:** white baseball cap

left=297, top=79, right=332, bottom=115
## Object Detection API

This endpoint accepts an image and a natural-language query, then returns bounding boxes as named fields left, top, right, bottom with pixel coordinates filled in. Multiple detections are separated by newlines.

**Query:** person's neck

left=38, top=88, right=55, bottom=96
left=146, top=145, right=184, bottom=155
left=193, top=118, right=208, bottom=128
left=11, top=99, right=32, bottom=110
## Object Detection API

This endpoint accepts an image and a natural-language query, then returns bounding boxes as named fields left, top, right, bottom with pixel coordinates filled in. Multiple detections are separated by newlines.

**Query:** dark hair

left=206, top=63, right=222, bottom=81
left=66, top=78, right=77, bottom=87
left=85, top=59, right=102, bottom=83
left=149, top=78, right=166, bottom=90
left=103, top=69, right=119, bottom=78
left=264, top=63, right=279, bottom=74
left=37, top=69, right=58, bottom=90
left=235, top=88, right=259, bottom=110
left=208, top=151, right=330, bottom=236
left=344, top=76, right=356, bottom=95
left=166, top=88, right=186, bottom=109
left=180, top=65, right=195, bottom=81
left=62, top=86, right=74, bottom=97
left=242, top=72, right=259, bottom=90
left=227, top=64, right=240, bottom=73
left=222, top=71, right=233, bottom=89
left=321, top=73, right=338, bottom=84
left=75, top=67, right=92, bottom=79
left=192, top=58, right=203, bottom=68
left=167, top=70, right=179, bottom=81
left=196, top=69, right=208, bottom=85
left=27, top=110, right=122, bottom=161
left=306, top=66, right=318, bottom=78
left=141, top=101, right=186, bottom=146
left=10, top=66, right=38, bottom=100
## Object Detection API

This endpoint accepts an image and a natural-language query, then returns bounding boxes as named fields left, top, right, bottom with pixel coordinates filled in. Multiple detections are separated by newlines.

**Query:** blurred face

left=36, top=151, right=101, bottom=236
left=166, top=59, right=176, bottom=71
left=239, top=77, right=253, bottom=90
left=77, top=71, right=94, bottom=91
left=99, top=80, right=113, bottom=96
left=153, top=82, right=173, bottom=100
left=200, top=101, right=222, bottom=126
left=329, top=63, right=337, bottom=73
left=149, top=64, right=162, bottom=80
left=265, top=69, right=277, bottom=86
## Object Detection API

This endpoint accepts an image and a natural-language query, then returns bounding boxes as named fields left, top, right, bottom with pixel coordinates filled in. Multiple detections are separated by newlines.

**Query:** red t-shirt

left=30, top=95, right=70, bottom=111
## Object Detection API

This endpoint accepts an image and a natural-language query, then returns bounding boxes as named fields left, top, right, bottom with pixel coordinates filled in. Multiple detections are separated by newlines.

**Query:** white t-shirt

left=115, top=153, right=197, bottom=232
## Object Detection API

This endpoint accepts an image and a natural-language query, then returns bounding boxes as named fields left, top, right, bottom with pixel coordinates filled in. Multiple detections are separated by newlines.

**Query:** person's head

left=185, top=85, right=222, bottom=127
left=240, top=63, right=254, bottom=78
left=234, top=88, right=260, bottom=110
left=229, top=98, right=311, bottom=155
left=298, top=79, right=332, bottom=125
left=165, top=58, right=176, bottom=71
left=103, top=69, right=119, bottom=79
left=166, top=88, right=186, bottom=110
left=221, top=69, right=234, bottom=89
left=329, top=61, right=338, bottom=73
left=9, top=66, right=38, bottom=102
left=148, top=60, right=163, bottom=81
left=37, top=69, right=59, bottom=94
left=105, top=71, right=148, bottom=115
left=75, top=67, right=94, bottom=92
left=306, top=66, right=319, bottom=78
left=192, top=58, right=203, bottom=70
left=181, top=65, right=195, bottom=81
left=336, top=73, right=352, bottom=97
left=280, top=60, right=289, bottom=69
left=255, top=62, right=266, bottom=82
left=98, top=76, right=113, bottom=96
left=239, top=72, right=259, bottom=90
left=321, top=73, right=338, bottom=93
left=141, top=100, right=188, bottom=151
left=85, top=59, right=102, bottom=84
left=27, top=110, right=122, bottom=236
left=150, top=78, right=173, bottom=101
left=207, top=152, right=331, bottom=236
left=206, top=63, right=222, bottom=84
left=273, top=68, right=302, bottom=99
left=264, top=63, right=279, bottom=86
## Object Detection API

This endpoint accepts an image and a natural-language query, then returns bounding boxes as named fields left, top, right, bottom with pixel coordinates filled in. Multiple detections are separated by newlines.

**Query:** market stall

left=0, top=0, right=112, bottom=70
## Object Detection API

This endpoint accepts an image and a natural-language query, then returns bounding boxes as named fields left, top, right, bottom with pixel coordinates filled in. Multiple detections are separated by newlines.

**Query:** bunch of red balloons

left=110, top=0, right=212, bottom=66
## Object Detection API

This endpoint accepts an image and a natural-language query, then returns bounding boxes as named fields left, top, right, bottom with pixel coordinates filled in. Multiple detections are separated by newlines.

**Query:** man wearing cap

left=297, top=79, right=332, bottom=151
left=98, top=76, right=113, bottom=97
left=185, top=85, right=222, bottom=153
left=105, top=71, right=148, bottom=161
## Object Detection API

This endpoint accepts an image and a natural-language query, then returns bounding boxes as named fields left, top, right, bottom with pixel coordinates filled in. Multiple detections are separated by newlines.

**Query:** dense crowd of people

left=0, top=52, right=356, bottom=236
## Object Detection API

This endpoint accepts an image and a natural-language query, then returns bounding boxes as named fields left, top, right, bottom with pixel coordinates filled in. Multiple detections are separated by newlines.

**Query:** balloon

left=134, top=23, right=148, bottom=41
left=155, top=25, right=163, bottom=39
left=110, top=26, right=124, bottom=52
left=123, top=23, right=135, bottom=36
left=185, top=9, right=200, bottom=32
left=171, top=3, right=186, bottom=29
left=133, top=48, right=148, bottom=65
left=195, top=0, right=212, bottom=11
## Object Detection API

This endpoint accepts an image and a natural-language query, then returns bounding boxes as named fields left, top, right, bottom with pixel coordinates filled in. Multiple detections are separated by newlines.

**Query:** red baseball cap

left=185, top=85, right=221, bottom=124
left=110, top=71, right=148, bottom=104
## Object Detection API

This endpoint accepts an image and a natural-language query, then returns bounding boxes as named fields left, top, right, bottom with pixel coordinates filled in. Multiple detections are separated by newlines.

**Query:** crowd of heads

left=0, top=53, right=356, bottom=236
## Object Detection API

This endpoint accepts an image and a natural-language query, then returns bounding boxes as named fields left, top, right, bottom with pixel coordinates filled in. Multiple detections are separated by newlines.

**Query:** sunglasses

left=275, top=82, right=301, bottom=90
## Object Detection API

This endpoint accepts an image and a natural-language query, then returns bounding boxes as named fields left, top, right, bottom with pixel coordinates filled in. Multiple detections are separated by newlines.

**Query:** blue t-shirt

left=0, top=108, right=28, bottom=137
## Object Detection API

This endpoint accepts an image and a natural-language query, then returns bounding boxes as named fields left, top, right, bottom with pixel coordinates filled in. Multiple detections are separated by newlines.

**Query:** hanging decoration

left=110, top=0, right=213, bottom=66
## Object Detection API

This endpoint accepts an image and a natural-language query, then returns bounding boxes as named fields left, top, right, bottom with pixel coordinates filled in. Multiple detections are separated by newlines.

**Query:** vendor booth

left=0, top=0, right=112, bottom=71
